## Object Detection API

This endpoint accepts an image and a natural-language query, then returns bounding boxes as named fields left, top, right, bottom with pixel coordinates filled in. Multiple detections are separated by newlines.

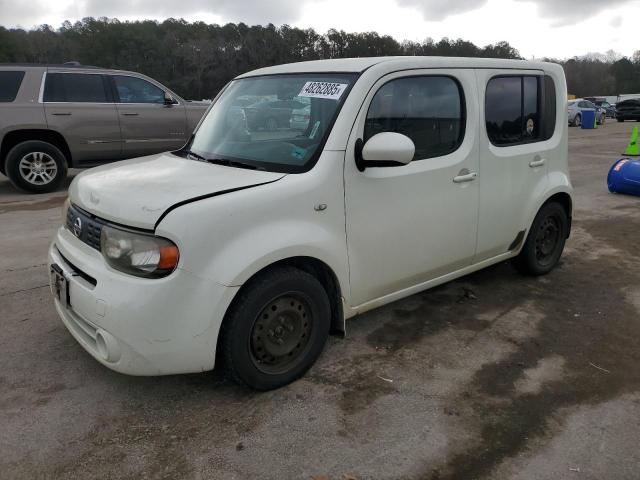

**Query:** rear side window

left=0, top=71, right=25, bottom=102
left=44, top=73, right=109, bottom=103
left=486, top=75, right=556, bottom=146
left=542, top=76, right=556, bottom=140
left=112, top=75, right=165, bottom=104
left=364, top=76, right=465, bottom=161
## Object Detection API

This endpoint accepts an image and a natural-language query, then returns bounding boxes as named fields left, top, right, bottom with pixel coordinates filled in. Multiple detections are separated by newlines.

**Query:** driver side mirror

left=164, top=92, right=176, bottom=106
left=356, top=132, right=415, bottom=171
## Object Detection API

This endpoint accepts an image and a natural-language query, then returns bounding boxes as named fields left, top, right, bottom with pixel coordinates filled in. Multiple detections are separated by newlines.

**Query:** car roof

left=236, top=56, right=558, bottom=78
left=0, top=63, right=145, bottom=77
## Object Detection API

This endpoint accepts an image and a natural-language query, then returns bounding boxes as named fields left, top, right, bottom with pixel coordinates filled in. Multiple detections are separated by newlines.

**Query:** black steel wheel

left=250, top=294, right=314, bottom=375
left=219, top=266, right=331, bottom=390
left=513, top=202, right=568, bottom=276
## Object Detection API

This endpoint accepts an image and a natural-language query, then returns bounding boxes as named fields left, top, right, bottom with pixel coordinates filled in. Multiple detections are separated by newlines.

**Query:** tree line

left=0, top=18, right=638, bottom=100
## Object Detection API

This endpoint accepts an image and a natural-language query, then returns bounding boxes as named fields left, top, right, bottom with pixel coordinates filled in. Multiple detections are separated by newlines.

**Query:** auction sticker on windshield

left=298, top=81, right=348, bottom=100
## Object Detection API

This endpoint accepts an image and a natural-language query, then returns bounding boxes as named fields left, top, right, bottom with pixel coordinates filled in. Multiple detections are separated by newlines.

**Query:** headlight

left=61, top=198, right=70, bottom=225
left=100, top=225, right=179, bottom=278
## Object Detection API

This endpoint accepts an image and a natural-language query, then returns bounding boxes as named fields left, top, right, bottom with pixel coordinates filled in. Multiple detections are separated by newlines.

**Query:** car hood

left=69, top=152, right=285, bottom=230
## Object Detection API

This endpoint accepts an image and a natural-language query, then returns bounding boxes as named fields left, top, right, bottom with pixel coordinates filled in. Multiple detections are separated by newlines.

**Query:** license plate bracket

left=50, top=264, right=69, bottom=307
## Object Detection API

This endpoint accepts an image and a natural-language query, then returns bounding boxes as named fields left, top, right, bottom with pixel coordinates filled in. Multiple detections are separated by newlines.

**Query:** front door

left=344, top=70, right=480, bottom=307
left=110, top=74, right=188, bottom=157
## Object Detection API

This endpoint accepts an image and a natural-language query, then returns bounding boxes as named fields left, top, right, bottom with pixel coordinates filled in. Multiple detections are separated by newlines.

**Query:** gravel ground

left=1, top=122, right=639, bottom=479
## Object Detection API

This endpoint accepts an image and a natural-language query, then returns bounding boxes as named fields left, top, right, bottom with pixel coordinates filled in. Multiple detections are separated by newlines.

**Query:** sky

left=1, top=0, right=638, bottom=59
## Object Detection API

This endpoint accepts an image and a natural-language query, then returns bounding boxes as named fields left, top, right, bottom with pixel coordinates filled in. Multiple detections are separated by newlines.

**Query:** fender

left=521, top=170, right=573, bottom=248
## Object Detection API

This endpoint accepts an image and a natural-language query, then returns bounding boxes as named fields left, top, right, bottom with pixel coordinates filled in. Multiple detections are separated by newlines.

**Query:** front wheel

left=219, top=267, right=331, bottom=390
left=574, top=114, right=581, bottom=127
left=5, top=140, right=68, bottom=193
left=512, top=202, right=568, bottom=276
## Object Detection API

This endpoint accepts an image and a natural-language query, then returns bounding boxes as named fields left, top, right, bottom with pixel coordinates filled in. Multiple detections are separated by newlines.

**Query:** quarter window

left=113, top=76, right=165, bottom=104
left=43, top=73, right=109, bottom=103
left=542, top=76, right=556, bottom=140
left=364, top=76, right=465, bottom=161
left=0, top=71, right=25, bottom=102
left=486, top=75, right=557, bottom=146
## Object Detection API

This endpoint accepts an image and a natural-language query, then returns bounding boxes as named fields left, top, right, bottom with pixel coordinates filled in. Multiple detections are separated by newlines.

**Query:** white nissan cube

left=49, top=57, right=572, bottom=390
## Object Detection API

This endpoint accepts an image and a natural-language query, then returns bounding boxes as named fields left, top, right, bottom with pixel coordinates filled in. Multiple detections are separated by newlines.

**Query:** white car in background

left=290, top=104, right=311, bottom=131
left=49, top=57, right=572, bottom=390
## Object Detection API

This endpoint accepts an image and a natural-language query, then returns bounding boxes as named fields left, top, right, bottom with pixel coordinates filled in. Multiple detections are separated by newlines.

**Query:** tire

left=600, top=114, right=605, bottom=125
left=512, top=202, right=568, bottom=276
left=5, top=140, right=68, bottom=193
left=617, top=118, right=624, bottom=123
left=265, top=117, right=278, bottom=131
left=219, top=266, right=331, bottom=390
left=574, top=114, right=581, bottom=127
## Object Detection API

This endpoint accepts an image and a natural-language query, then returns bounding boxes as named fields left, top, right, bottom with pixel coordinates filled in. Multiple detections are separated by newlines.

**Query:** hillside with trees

left=0, top=18, right=638, bottom=100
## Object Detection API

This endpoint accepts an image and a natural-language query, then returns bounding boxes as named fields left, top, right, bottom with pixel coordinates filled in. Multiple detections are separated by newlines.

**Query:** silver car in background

left=0, top=64, right=209, bottom=193
left=567, top=98, right=606, bottom=127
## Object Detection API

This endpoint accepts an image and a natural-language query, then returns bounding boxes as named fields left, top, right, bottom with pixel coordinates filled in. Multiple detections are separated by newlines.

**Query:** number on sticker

left=298, top=82, right=348, bottom=100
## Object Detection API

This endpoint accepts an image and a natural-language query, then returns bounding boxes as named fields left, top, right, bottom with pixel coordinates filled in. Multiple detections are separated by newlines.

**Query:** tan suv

left=0, top=64, right=210, bottom=193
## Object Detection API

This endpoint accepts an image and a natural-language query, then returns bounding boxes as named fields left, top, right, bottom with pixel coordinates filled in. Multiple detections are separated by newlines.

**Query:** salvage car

left=0, top=64, right=209, bottom=193
left=49, top=57, right=572, bottom=390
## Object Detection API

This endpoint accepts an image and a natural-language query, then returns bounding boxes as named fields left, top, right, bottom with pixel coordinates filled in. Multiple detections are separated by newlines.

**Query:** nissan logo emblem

left=73, top=216, right=82, bottom=237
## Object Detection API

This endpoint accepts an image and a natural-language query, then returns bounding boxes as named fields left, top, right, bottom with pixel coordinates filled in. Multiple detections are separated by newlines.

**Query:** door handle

left=529, top=158, right=546, bottom=168
left=122, top=112, right=139, bottom=116
left=453, top=171, right=478, bottom=183
left=51, top=112, right=72, bottom=116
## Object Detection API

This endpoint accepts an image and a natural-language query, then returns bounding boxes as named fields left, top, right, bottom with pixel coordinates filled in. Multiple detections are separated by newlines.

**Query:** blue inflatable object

left=608, top=158, right=640, bottom=197
left=581, top=109, right=596, bottom=129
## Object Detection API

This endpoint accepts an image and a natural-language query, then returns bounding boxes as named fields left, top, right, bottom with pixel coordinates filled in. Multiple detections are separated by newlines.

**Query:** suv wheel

left=220, top=266, right=331, bottom=390
left=5, top=141, right=68, bottom=193
left=512, top=202, right=568, bottom=276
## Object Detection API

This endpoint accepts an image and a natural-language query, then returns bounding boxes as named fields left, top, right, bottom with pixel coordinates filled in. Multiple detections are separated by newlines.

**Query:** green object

left=625, top=126, right=639, bottom=156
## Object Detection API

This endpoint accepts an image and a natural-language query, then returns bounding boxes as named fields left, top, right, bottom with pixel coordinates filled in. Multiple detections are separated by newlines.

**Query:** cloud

left=397, top=0, right=488, bottom=21
left=610, top=15, right=623, bottom=28
left=68, top=0, right=305, bottom=26
left=513, top=0, right=633, bottom=26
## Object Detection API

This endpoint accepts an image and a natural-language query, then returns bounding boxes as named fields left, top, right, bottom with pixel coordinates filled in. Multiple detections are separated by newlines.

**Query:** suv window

left=113, top=75, right=165, bottom=104
left=364, top=76, right=464, bottom=161
left=0, top=71, right=25, bottom=102
left=43, top=73, right=109, bottom=103
left=486, top=75, right=556, bottom=146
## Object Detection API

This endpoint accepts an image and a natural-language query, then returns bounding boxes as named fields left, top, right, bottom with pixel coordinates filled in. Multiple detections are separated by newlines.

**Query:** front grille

left=66, top=204, right=107, bottom=251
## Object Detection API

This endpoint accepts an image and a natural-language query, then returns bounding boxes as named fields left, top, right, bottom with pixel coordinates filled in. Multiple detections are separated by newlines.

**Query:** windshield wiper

left=184, top=150, right=206, bottom=161
left=204, top=158, right=264, bottom=171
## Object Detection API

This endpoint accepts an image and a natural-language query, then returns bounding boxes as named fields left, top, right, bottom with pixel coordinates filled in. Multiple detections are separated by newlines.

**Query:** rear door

left=474, top=70, right=555, bottom=261
left=110, top=74, right=188, bottom=157
left=43, top=71, right=122, bottom=163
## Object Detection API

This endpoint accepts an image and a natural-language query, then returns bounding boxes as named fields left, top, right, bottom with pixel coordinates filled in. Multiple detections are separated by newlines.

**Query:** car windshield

left=187, top=73, right=357, bottom=173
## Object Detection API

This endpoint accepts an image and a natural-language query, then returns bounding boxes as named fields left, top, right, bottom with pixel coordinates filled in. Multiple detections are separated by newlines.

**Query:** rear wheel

left=617, top=118, right=624, bottom=122
left=512, top=202, right=568, bottom=276
left=219, top=267, right=331, bottom=390
left=5, top=140, right=67, bottom=193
